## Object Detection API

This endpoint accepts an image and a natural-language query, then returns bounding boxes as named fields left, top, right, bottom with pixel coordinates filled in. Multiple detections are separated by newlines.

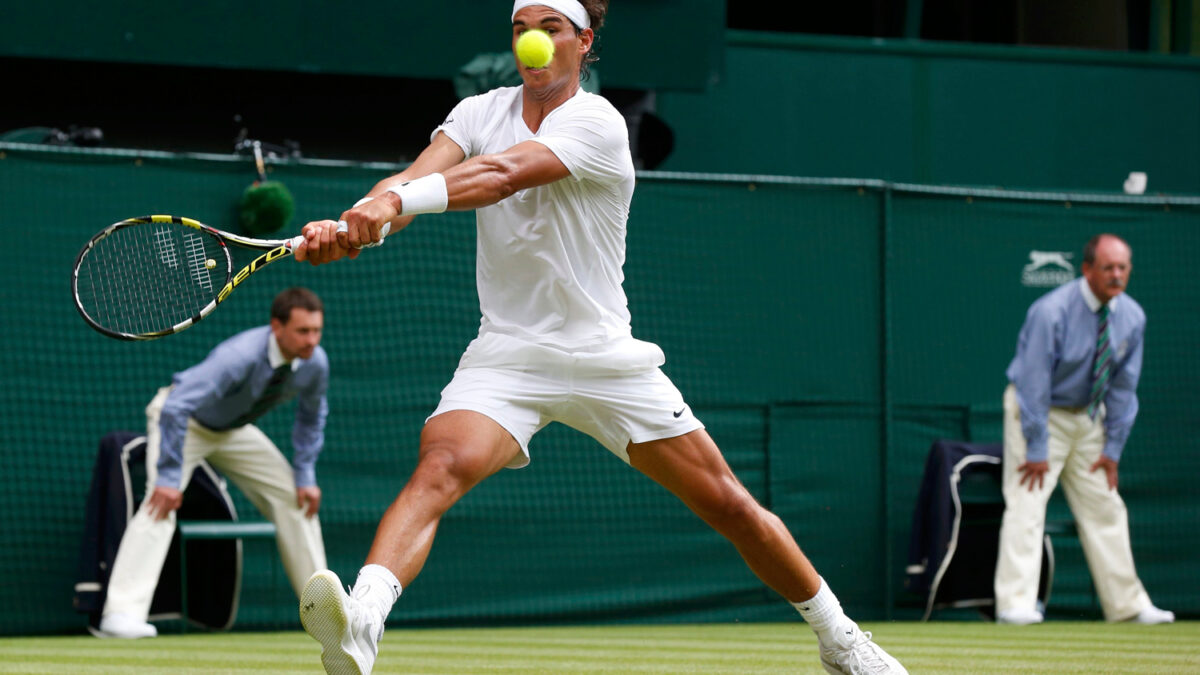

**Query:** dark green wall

left=5, top=12, right=1198, bottom=194
left=2, top=146, right=1197, bottom=635
left=658, top=33, right=1200, bottom=194
left=0, top=0, right=724, bottom=91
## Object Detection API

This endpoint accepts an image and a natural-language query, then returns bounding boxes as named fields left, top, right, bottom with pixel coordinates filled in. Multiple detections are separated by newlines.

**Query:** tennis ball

left=205, top=258, right=216, bottom=269
left=516, top=29, right=555, bottom=69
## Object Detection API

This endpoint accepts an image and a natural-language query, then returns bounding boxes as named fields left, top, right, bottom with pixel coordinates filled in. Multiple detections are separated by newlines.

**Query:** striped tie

left=1086, top=305, right=1112, bottom=420
left=230, top=363, right=292, bottom=428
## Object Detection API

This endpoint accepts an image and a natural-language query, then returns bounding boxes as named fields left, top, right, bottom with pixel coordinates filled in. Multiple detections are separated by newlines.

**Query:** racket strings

left=76, top=223, right=227, bottom=335
left=183, top=231, right=215, bottom=292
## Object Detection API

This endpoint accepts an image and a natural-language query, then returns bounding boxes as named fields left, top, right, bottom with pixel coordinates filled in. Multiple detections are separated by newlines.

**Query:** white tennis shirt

left=434, top=86, right=664, bottom=370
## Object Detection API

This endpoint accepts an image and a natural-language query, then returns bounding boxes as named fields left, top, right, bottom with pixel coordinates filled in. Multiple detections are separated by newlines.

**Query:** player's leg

left=98, top=387, right=208, bottom=638
left=206, top=424, right=326, bottom=597
left=628, top=429, right=818, bottom=598
left=301, top=409, right=523, bottom=675
left=366, top=410, right=523, bottom=582
left=627, top=430, right=907, bottom=674
left=558, top=365, right=903, bottom=673
left=994, top=385, right=1067, bottom=624
left=1058, top=410, right=1163, bottom=622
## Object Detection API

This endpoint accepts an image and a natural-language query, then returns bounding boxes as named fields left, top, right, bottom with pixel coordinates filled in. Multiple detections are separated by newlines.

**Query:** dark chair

left=905, top=439, right=1054, bottom=621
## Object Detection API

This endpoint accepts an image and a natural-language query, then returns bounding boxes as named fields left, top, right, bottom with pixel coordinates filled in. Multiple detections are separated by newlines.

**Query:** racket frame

left=72, top=215, right=301, bottom=341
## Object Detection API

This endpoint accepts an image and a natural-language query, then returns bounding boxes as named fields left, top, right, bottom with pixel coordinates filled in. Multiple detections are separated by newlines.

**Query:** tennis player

left=295, top=2, right=906, bottom=673
left=94, top=287, right=330, bottom=639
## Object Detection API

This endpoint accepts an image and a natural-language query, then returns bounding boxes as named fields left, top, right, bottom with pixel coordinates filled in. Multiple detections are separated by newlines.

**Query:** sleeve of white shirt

left=431, top=92, right=490, bottom=158
left=531, top=98, right=630, bottom=185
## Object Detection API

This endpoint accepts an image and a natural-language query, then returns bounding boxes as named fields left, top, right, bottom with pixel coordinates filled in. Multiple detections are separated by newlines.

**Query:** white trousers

left=102, top=387, right=326, bottom=621
left=994, top=384, right=1150, bottom=621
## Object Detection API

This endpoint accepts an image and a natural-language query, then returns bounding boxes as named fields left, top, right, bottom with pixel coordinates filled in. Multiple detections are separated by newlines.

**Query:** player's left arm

left=368, top=139, right=569, bottom=220
left=436, top=140, right=572, bottom=209
left=403, top=102, right=625, bottom=214
left=307, top=138, right=570, bottom=260
left=297, top=132, right=468, bottom=261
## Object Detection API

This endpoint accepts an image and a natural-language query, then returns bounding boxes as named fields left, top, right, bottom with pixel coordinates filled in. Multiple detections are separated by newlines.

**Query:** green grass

left=0, top=622, right=1196, bottom=673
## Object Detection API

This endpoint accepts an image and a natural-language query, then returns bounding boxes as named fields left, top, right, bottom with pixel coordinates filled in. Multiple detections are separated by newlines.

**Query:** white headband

left=512, top=0, right=590, bottom=30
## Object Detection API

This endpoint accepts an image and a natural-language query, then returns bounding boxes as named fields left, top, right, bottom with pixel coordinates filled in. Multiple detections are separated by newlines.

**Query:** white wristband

left=386, top=173, right=448, bottom=216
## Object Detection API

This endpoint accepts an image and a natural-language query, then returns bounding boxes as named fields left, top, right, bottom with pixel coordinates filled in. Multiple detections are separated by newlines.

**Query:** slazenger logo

left=1021, top=250, right=1075, bottom=287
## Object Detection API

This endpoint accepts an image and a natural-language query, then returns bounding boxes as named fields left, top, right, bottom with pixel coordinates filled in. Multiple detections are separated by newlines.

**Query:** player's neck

left=521, top=80, right=579, bottom=132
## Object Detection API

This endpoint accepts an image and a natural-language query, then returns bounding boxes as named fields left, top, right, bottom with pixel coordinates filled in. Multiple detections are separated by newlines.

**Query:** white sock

left=792, top=577, right=852, bottom=644
left=351, top=564, right=402, bottom=620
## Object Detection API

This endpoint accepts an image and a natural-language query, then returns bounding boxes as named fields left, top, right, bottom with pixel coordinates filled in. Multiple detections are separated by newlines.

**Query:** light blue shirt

left=156, top=325, right=329, bottom=489
left=1006, top=278, right=1144, bottom=463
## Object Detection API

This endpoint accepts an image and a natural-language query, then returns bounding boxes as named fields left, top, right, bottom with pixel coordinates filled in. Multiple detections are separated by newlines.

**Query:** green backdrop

left=1, top=145, right=1197, bottom=636
left=0, top=0, right=725, bottom=92
left=658, top=33, right=1200, bottom=194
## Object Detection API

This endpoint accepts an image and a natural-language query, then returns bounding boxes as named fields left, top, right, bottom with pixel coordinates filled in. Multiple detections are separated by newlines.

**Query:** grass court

left=0, top=621, right=1196, bottom=673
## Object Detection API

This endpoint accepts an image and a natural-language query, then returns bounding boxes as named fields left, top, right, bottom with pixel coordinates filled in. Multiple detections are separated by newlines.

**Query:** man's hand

left=297, top=485, right=322, bottom=518
left=340, top=194, right=400, bottom=249
left=146, top=486, right=183, bottom=520
left=1017, top=460, right=1050, bottom=492
left=295, top=220, right=359, bottom=266
left=1090, top=455, right=1120, bottom=491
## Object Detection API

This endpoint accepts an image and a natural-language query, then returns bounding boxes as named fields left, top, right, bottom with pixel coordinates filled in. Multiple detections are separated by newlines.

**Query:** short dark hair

left=575, top=0, right=609, bottom=82
left=271, top=287, right=323, bottom=324
left=1083, top=233, right=1130, bottom=265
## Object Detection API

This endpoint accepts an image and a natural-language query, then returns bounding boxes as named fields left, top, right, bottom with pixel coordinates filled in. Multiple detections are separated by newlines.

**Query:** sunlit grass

left=0, top=621, right=1196, bottom=673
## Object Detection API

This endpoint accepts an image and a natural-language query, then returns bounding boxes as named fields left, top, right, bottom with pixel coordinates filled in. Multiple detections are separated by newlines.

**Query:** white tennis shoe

left=300, top=570, right=383, bottom=675
left=996, top=607, right=1045, bottom=625
left=819, top=623, right=908, bottom=674
left=92, top=612, right=157, bottom=639
left=1131, top=605, right=1175, bottom=624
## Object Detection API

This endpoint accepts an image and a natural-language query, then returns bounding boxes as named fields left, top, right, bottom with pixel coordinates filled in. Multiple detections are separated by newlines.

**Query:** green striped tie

left=1086, top=305, right=1111, bottom=420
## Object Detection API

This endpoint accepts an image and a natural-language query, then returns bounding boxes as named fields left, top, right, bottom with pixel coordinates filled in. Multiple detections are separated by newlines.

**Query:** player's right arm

left=300, top=126, right=576, bottom=263
left=296, top=133, right=466, bottom=264
left=359, top=132, right=469, bottom=232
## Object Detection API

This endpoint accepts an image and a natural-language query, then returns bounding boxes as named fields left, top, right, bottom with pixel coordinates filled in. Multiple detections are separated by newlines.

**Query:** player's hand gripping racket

left=72, top=215, right=389, bottom=340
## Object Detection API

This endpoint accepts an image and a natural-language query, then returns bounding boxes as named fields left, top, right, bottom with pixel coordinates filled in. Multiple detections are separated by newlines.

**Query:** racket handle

left=287, top=221, right=392, bottom=251
left=337, top=220, right=392, bottom=249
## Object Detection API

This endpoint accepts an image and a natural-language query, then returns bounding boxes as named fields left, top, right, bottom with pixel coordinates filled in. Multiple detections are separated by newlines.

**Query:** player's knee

left=694, top=482, right=763, bottom=531
left=411, top=445, right=487, bottom=502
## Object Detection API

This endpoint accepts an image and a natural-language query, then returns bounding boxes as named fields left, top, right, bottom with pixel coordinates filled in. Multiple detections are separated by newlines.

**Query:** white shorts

left=427, top=333, right=705, bottom=468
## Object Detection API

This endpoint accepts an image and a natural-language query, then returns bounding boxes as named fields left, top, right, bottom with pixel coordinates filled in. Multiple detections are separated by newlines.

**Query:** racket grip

left=336, top=220, right=392, bottom=248
left=288, top=221, right=391, bottom=251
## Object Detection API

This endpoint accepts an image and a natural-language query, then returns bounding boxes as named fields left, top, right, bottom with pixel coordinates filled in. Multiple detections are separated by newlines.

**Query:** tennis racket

left=72, top=214, right=388, bottom=340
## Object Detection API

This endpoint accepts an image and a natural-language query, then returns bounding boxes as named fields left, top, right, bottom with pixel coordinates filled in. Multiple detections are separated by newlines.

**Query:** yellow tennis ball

left=516, top=29, right=555, bottom=68
left=206, top=258, right=216, bottom=269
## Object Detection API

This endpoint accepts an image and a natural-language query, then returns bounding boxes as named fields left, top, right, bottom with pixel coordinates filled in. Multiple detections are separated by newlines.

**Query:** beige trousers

left=102, top=387, right=326, bottom=621
left=994, top=384, right=1150, bottom=621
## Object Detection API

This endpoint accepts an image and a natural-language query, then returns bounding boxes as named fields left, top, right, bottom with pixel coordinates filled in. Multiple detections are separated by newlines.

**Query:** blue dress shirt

left=1006, top=278, right=1144, bottom=463
left=156, top=325, right=329, bottom=489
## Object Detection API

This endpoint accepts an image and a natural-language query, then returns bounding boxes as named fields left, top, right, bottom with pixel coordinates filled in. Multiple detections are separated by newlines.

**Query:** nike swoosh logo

left=673, top=408, right=685, bottom=418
